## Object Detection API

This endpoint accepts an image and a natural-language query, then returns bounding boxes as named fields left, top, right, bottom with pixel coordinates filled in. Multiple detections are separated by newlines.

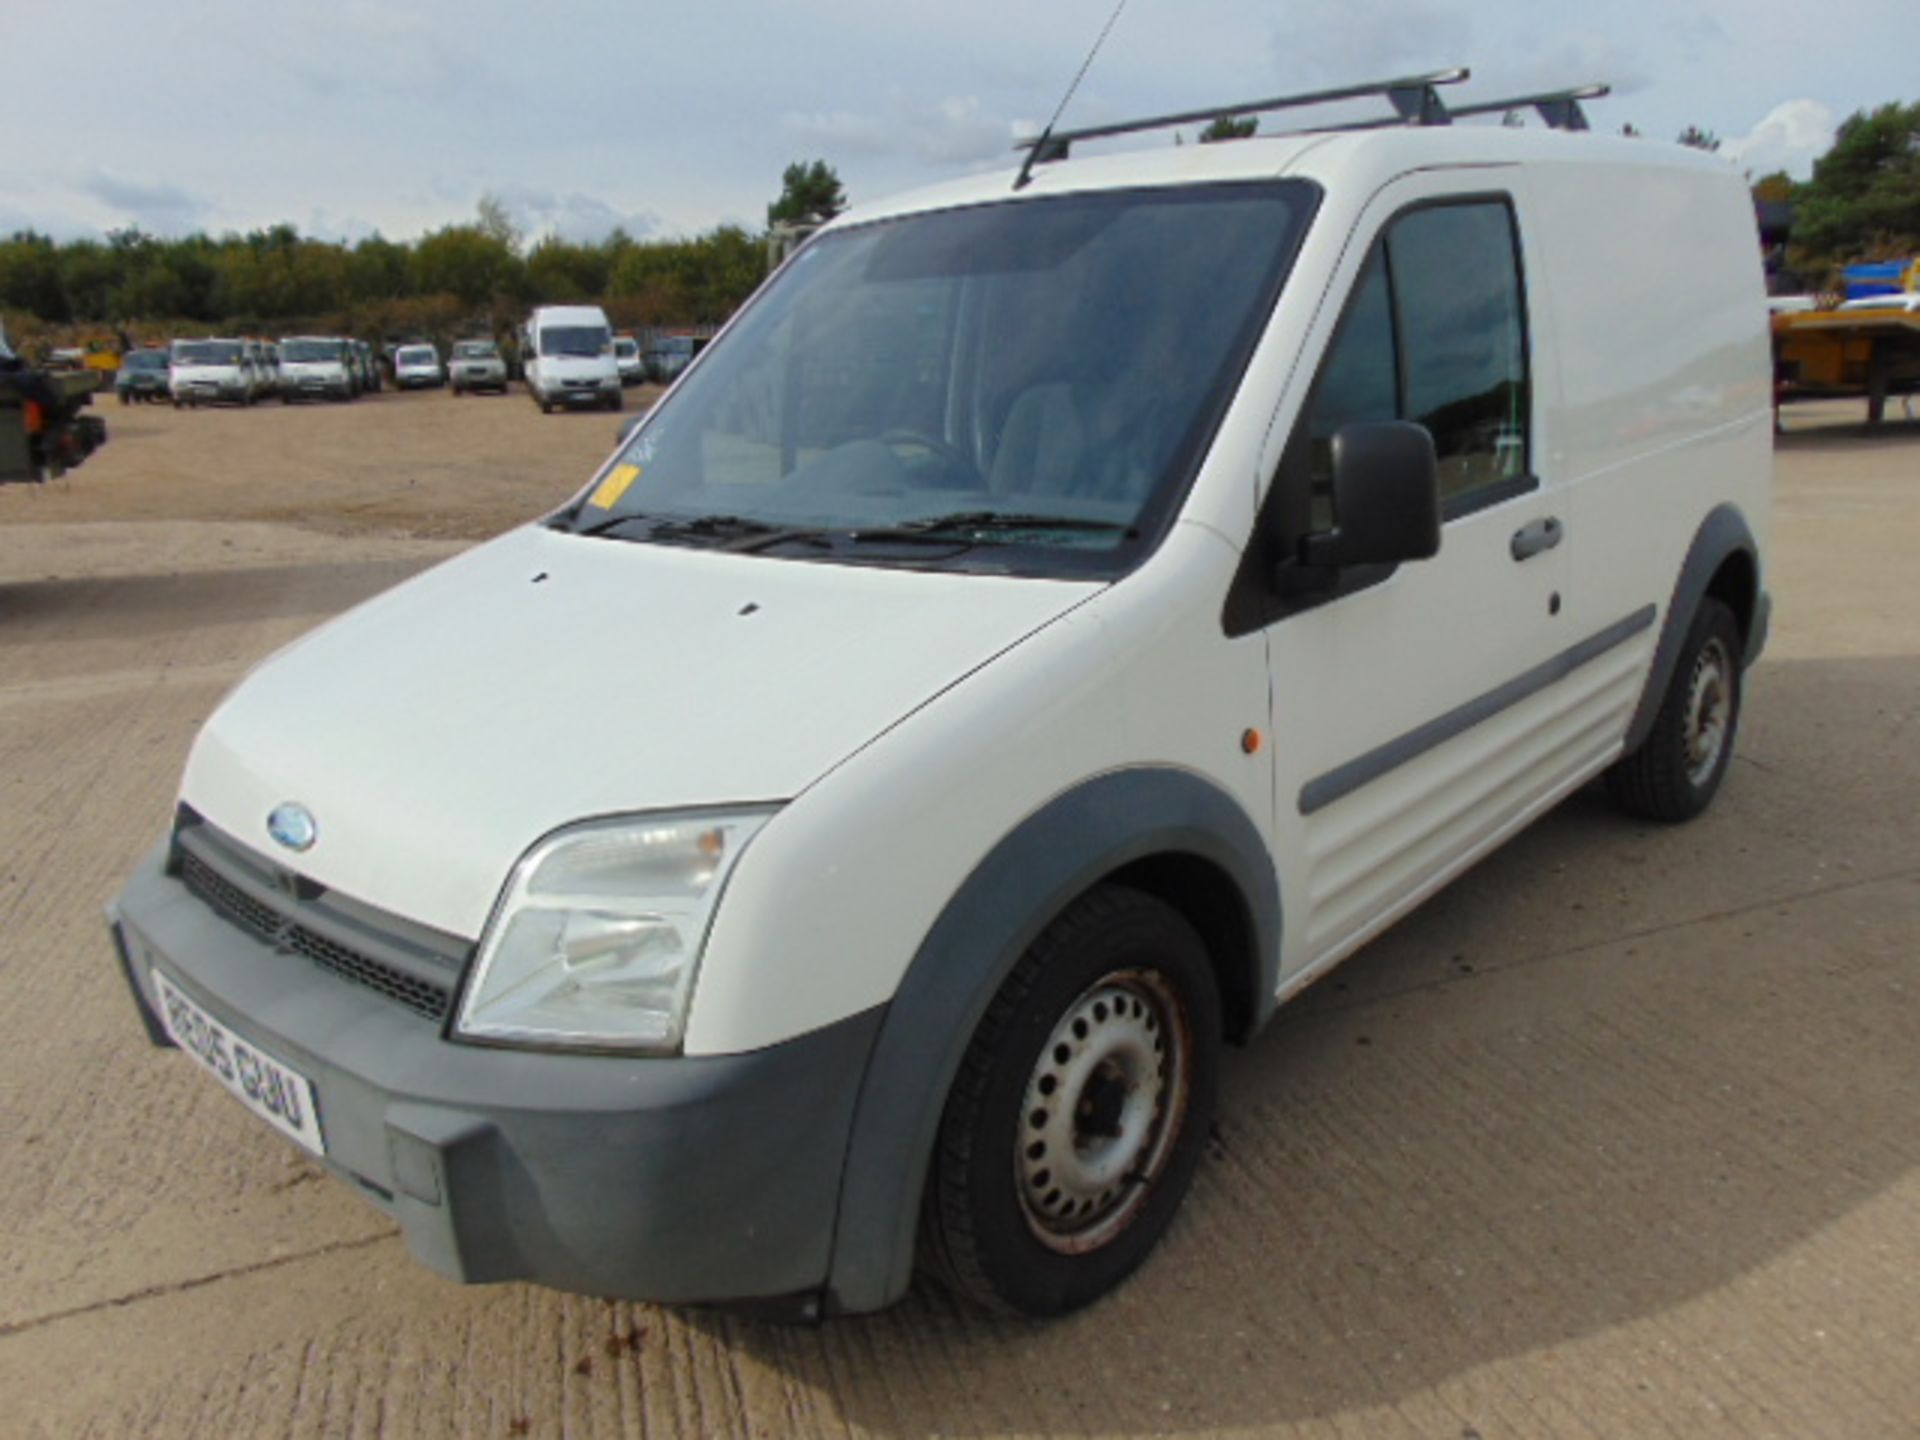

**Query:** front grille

left=179, top=850, right=456, bottom=1022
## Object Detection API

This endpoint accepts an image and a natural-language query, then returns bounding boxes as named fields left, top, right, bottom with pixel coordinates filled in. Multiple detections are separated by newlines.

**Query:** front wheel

left=1606, top=597, right=1744, bottom=822
left=920, top=885, right=1219, bottom=1317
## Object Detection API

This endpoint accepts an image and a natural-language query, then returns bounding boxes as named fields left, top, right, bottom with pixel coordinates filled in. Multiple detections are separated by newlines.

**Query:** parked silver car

left=448, top=339, right=509, bottom=395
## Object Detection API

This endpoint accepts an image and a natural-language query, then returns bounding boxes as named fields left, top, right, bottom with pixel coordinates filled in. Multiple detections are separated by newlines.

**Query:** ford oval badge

left=267, top=803, right=318, bottom=853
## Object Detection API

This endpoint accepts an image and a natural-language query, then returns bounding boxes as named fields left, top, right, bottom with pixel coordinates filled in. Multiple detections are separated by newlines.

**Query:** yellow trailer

left=1774, top=306, right=1920, bottom=425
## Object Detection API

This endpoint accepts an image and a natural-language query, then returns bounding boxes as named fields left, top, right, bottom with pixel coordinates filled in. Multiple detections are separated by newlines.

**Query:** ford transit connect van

left=109, top=99, right=1771, bottom=1320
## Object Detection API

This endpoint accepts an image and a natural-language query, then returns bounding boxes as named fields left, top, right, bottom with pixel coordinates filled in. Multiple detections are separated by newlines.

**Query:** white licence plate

left=153, top=970, right=326, bottom=1156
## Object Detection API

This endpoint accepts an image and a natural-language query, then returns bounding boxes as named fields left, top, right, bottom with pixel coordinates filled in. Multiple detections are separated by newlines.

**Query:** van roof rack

left=1288, top=82, right=1610, bottom=137
left=1015, top=68, right=1469, bottom=162
left=1010, top=71, right=1609, bottom=179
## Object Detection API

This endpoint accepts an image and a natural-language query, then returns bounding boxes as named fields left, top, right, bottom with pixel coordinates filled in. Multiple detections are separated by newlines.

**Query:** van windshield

left=540, top=326, right=610, bottom=357
left=281, top=339, right=344, bottom=362
left=174, top=341, right=241, bottom=365
left=563, top=181, right=1315, bottom=577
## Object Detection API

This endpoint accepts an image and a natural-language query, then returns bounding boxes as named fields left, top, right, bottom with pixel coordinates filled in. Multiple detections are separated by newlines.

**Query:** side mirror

left=1300, top=421, right=1441, bottom=569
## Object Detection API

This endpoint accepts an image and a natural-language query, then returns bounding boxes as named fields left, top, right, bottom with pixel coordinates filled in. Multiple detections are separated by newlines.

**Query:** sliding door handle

left=1511, top=516, right=1564, bottom=561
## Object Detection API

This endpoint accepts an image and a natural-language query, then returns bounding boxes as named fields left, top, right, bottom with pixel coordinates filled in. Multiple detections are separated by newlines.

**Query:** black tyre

left=920, top=885, right=1219, bottom=1317
left=1606, top=597, right=1743, bottom=823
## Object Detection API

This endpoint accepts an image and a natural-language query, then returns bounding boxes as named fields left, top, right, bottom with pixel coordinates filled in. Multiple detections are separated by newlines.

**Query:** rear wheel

left=920, top=885, right=1219, bottom=1317
left=1607, top=597, right=1743, bottom=822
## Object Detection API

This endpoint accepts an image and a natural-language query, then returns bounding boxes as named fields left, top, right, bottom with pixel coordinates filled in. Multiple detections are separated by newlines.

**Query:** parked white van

left=278, top=336, right=356, bottom=403
left=169, top=338, right=254, bottom=407
left=394, top=343, right=446, bottom=390
left=524, top=303, right=620, bottom=412
left=110, top=84, right=1771, bottom=1321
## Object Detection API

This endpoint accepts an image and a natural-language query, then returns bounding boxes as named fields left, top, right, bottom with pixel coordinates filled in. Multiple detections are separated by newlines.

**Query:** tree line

left=0, top=162, right=854, bottom=351
left=0, top=212, right=766, bottom=350
left=1762, top=101, right=1920, bottom=282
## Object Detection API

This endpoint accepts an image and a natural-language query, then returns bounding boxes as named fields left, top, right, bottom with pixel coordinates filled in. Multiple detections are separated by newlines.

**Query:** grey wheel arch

left=821, top=766, right=1281, bottom=1315
left=1624, top=504, right=1767, bottom=754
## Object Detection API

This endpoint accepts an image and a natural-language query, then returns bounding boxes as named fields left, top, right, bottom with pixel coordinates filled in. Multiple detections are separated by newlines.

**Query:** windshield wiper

left=888, top=511, right=1136, bottom=538
left=562, top=511, right=822, bottom=548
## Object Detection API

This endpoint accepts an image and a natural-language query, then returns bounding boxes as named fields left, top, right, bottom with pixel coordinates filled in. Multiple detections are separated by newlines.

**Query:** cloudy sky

left=6, top=0, right=1909, bottom=245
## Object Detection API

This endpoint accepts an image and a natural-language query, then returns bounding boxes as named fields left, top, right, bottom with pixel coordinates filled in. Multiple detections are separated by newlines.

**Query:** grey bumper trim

left=110, top=842, right=882, bottom=1306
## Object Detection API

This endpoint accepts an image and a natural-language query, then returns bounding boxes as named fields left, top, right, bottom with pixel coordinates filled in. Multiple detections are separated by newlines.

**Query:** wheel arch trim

left=1624, top=504, right=1764, bottom=755
left=821, top=766, right=1280, bottom=1315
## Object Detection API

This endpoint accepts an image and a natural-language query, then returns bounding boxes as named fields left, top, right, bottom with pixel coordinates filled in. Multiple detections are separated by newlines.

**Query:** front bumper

left=108, top=841, right=883, bottom=1309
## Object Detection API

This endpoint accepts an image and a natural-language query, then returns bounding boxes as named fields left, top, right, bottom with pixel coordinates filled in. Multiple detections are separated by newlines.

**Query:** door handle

left=1510, top=516, right=1564, bottom=561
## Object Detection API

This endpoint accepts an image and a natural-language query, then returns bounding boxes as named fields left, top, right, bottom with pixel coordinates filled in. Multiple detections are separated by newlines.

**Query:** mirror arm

left=1271, top=545, right=1339, bottom=596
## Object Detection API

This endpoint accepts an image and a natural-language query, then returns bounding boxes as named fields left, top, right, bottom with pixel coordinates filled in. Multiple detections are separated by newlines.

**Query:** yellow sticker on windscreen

left=589, top=464, right=641, bottom=510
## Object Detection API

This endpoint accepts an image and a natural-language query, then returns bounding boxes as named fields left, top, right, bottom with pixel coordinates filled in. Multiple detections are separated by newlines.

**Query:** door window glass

left=1298, top=199, right=1529, bottom=523
left=1389, top=204, right=1529, bottom=504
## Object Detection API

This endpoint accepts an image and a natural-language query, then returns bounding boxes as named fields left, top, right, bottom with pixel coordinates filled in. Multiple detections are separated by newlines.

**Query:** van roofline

left=825, top=126, right=1739, bottom=231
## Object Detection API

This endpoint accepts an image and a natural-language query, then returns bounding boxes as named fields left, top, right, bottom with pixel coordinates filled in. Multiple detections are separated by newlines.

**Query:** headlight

left=453, top=808, right=776, bottom=1052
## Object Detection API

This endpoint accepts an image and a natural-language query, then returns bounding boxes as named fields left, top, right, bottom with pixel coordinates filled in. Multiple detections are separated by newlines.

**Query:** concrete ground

left=0, top=394, right=1915, bottom=1438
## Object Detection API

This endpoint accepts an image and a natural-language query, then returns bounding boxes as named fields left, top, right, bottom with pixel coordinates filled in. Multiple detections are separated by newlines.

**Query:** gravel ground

left=0, top=394, right=1916, bottom=1438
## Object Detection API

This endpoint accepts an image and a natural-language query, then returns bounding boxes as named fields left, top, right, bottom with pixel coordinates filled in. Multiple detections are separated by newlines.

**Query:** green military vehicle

left=1, top=340, right=108, bottom=484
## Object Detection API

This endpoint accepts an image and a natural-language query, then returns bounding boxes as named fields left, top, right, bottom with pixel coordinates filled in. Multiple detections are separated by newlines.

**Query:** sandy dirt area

left=0, top=395, right=1916, bottom=1438
left=0, top=382, right=649, bottom=546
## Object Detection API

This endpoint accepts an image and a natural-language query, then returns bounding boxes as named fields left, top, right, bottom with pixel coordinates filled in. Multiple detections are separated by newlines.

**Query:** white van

left=109, top=91, right=1771, bottom=1320
left=277, top=336, right=356, bottom=402
left=168, top=338, right=254, bottom=407
left=393, top=343, right=446, bottom=390
left=523, top=304, right=620, bottom=413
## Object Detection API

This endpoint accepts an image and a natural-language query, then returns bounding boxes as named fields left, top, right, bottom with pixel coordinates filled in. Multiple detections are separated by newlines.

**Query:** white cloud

left=489, top=186, right=662, bottom=245
left=784, top=94, right=1018, bottom=168
left=1722, top=98, right=1835, bottom=179
left=1267, top=0, right=1471, bottom=86
left=77, top=170, right=213, bottom=234
left=781, top=110, right=896, bottom=157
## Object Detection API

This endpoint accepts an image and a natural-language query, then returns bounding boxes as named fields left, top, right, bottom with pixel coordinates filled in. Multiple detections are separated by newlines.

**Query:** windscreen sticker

left=589, top=464, right=641, bottom=510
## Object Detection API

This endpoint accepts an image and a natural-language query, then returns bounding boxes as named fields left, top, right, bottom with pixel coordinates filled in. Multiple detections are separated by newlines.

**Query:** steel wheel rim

left=1684, top=636, right=1733, bottom=788
left=1015, top=968, right=1191, bottom=1254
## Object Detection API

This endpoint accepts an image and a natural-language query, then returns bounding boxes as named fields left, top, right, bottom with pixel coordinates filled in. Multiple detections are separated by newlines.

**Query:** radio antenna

left=1014, top=0, right=1130, bottom=191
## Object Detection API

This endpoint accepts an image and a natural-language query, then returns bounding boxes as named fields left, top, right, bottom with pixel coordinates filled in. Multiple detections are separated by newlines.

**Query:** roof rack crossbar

left=1011, top=67, right=1470, bottom=160
left=1444, top=84, right=1611, bottom=132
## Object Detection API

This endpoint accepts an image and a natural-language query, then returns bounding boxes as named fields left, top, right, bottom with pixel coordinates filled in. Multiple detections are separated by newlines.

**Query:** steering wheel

left=879, top=429, right=981, bottom=489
